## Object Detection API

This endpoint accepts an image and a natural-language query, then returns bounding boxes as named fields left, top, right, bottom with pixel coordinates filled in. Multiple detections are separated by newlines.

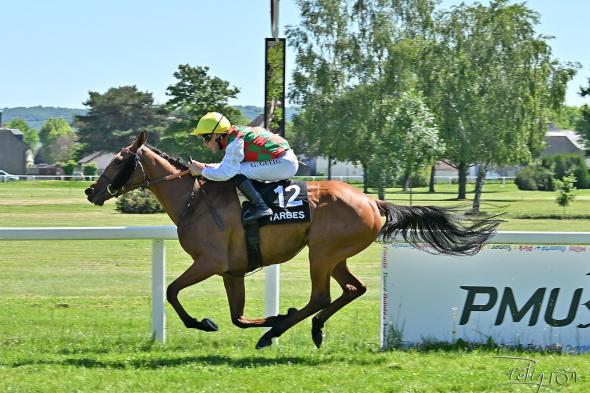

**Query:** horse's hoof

left=256, top=336, right=273, bottom=349
left=200, top=318, right=219, bottom=332
left=312, top=327, right=323, bottom=348
left=311, top=318, right=324, bottom=348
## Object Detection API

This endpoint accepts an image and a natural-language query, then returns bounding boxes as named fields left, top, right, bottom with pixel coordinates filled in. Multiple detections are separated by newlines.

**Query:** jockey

left=189, top=112, right=299, bottom=223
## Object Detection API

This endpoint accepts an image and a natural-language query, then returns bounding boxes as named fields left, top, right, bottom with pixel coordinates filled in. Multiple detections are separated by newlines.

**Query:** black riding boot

left=232, top=175, right=273, bottom=222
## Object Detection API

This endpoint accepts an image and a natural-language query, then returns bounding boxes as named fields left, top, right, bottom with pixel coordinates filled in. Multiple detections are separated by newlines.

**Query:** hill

left=234, top=105, right=299, bottom=122
left=0, top=106, right=87, bottom=131
left=0, top=105, right=299, bottom=131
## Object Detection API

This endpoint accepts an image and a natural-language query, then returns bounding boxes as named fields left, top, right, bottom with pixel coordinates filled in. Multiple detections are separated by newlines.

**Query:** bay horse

left=85, top=131, right=500, bottom=349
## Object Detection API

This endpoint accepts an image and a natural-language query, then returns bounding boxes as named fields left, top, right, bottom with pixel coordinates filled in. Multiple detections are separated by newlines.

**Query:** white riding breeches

left=238, top=149, right=299, bottom=181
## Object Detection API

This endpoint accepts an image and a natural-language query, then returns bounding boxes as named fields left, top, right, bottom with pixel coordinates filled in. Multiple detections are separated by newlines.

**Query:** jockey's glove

left=188, top=161, right=203, bottom=177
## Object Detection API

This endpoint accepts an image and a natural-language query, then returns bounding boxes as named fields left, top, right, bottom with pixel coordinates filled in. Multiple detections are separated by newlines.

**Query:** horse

left=84, top=131, right=501, bottom=349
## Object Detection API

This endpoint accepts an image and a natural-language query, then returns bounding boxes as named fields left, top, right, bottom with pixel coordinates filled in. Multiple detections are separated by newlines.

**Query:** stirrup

left=243, top=205, right=273, bottom=223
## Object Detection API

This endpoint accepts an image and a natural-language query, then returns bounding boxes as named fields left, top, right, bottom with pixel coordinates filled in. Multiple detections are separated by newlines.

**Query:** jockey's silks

left=220, top=126, right=290, bottom=161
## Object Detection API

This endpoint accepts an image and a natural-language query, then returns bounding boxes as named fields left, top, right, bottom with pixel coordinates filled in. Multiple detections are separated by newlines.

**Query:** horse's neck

left=141, top=148, right=194, bottom=225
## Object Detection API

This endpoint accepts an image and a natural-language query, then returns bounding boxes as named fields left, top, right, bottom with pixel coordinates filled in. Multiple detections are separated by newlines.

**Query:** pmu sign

left=381, top=242, right=590, bottom=352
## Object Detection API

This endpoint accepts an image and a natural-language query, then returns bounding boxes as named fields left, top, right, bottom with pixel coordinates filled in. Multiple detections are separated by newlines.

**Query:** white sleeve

left=201, top=138, right=245, bottom=181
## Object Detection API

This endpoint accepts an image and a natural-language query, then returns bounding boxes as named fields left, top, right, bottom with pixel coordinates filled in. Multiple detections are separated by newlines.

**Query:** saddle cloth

left=237, top=179, right=311, bottom=226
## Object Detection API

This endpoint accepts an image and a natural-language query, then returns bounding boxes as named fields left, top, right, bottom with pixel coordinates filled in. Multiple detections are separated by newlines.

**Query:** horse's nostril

left=85, top=187, right=94, bottom=196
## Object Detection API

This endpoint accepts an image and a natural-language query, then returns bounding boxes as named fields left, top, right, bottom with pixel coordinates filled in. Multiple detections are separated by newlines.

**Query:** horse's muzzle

left=85, top=186, right=106, bottom=206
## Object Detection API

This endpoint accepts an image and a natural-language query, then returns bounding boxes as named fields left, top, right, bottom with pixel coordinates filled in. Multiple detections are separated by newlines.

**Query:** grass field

left=1, top=181, right=589, bottom=392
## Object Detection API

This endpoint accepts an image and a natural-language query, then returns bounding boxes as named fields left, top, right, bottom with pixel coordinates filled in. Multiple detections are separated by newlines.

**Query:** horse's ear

left=131, top=130, right=148, bottom=151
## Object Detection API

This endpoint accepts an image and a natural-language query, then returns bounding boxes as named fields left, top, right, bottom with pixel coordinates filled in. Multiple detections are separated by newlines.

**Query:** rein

left=100, top=145, right=224, bottom=231
left=118, top=168, right=192, bottom=195
left=102, top=147, right=190, bottom=197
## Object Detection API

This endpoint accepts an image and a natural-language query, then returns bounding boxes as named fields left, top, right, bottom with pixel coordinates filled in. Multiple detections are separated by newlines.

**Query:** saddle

left=237, top=179, right=311, bottom=272
left=237, top=179, right=310, bottom=226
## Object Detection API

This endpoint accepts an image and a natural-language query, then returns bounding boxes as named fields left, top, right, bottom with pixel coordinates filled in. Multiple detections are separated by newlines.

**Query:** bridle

left=101, top=146, right=190, bottom=198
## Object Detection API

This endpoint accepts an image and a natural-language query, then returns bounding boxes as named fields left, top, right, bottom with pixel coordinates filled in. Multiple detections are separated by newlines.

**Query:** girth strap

left=243, top=221, right=263, bottom=272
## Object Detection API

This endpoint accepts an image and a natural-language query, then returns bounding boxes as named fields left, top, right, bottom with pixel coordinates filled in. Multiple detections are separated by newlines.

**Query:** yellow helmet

left=192, top=112, right=231, bottom=135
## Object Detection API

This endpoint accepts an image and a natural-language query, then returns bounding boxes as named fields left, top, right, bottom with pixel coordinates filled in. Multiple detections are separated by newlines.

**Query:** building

left=0, top=127, right=28, bottom=175
left=434, top=160, right=458, bottom=178
left=77, top=151, right=116, bottom=174
left=541, top=124, right=586, bottom=158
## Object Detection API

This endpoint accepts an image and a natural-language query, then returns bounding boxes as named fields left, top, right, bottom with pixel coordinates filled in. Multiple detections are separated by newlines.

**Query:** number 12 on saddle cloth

left=236, top=180, right=310, bottom=226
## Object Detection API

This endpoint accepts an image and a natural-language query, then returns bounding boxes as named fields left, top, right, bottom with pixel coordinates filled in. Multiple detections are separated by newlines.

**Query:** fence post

left=151, top=239, right=166, bottom=343
left=264, top=264, right=280, bottom=338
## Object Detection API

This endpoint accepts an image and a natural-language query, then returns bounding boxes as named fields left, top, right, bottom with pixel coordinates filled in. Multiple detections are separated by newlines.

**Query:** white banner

left=381, top=243, right=590, bottom=352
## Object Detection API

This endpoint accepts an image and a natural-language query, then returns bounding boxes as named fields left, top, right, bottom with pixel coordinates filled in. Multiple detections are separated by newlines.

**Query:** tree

left=431, top=0, right=577, bottom=211
left=75, top=86, right=160, bottom=155
left=287, top=0, right=345, bottom=177
left=577, top=78, right=590, bottom=151
left=362, top=92, right=444, bottom=200
left=553, top=173, right=576, bottom=217
left=60, top=160, right=77, bottom=176
left=6, top=118, right=39, bottom=151
left=387, top=92, right=444, bottom=192
left=288, top=0, right=440, bottom=189
left=547, top=105, right=582, bottom=130
left=39, top=118, right=76, bottom=163
left=265, top=39, right=286, bottom=132
left=159, top=64, right=243, bottom=159
left=82, top=163, right=98, bottom=177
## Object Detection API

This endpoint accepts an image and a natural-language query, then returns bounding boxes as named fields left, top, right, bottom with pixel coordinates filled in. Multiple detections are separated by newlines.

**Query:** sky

left=1, top=0, right=588, bottom=109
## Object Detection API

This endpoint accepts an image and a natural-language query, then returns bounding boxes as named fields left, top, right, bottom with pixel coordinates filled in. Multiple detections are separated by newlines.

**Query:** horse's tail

left=375, top=200, right=501, bottom=256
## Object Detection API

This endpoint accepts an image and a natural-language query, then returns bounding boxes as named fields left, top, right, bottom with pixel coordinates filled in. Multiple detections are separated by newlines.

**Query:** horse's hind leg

left=166, top=260, right=221, bottom=332
left=255, top=258, right=333, bottom=349
left=311, top=260, right=366, bottom=348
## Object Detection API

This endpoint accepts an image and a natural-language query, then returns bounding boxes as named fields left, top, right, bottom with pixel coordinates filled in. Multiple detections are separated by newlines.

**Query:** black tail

left=376, top=200, right=501, bottom=256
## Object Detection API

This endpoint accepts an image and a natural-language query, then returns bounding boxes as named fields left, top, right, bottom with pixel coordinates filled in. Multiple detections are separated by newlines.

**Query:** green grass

left=374, top=182, right=590, bottom=231
left=1, top=181, right=589, bottom=392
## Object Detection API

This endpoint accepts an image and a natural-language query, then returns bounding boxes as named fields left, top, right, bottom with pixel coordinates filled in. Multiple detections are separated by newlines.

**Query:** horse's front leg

left=223, top=273, right=281, bottom=328
left=167, top=260, right=221, bottom=332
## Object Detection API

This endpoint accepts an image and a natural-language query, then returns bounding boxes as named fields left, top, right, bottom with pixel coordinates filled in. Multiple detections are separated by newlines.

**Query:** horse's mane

left=144, top=144, right=189, bottom=171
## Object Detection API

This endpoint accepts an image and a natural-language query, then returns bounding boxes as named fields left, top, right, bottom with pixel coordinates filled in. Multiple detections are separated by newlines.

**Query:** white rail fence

left=1, top=227, right=585, bottom=345
left=0, top=225, right=279, bottom=344
left=2, top=174, right=516, bottom=186
left=1, top=175, right=101, bottom=181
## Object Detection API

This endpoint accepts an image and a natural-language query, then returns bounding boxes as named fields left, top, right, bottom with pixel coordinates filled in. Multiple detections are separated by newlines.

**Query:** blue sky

left=1, top=0, right=588, bottom=109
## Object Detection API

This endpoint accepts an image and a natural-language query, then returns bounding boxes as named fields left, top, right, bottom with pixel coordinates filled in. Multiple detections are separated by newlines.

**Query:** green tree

left=387, top=92, right=444, bottom=193
left=159, top=64, right=243, bottom=160
left=577, top=78, right=590, bottom=151
left=6, top=118, right=39, bottom=151
left=289, top=0, right=439, bottom=188
left=75, top=86, right=160, bottom=155
left=547, top=105, right=582, bottom=130
left=431, top=0, right=577, bottom=210
left=39, top=118, right=76, bottom=163
left=265, top=39, right=286, bottom=132
left=82, top=163, right=98, bottom=177
left=553, top=173, right=576, bottom=217
left=60, top=160, right=77, bottom=176
left=288, top=0, right=365, bottom=181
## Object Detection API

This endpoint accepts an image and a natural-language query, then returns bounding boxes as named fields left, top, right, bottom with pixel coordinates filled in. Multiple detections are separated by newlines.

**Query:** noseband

left=102, top=147, right=149, bottom=197
left=100, top=146, right=191, bottom=198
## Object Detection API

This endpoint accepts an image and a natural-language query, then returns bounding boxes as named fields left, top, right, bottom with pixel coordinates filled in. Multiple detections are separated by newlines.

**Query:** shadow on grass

left=513, top=214, right=590, bottom=220
left=9, top=353, right=385, bottom=369
left=386, top=338, right=570, bottom=355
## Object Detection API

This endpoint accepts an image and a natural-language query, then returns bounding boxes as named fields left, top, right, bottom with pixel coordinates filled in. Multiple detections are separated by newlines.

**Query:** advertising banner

left=381, top=243, right=590, bottom=352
